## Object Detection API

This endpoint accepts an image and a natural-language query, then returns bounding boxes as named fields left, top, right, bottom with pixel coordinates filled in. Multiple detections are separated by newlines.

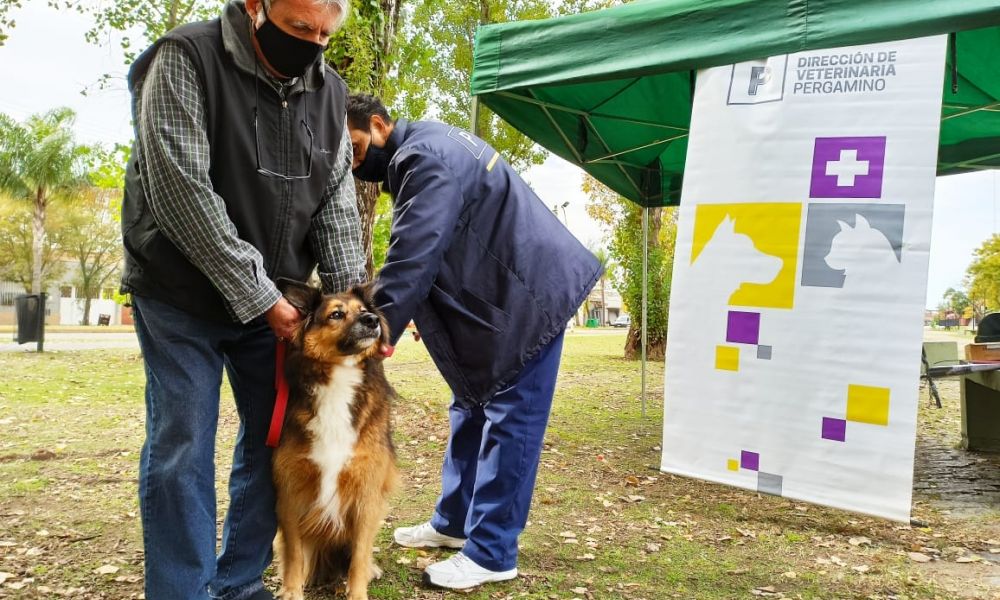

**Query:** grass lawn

left=1, top=331, right=998, bottom=599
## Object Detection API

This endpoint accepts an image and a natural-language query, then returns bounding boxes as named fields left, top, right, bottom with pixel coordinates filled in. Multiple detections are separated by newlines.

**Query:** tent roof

left=471, top=0, right=1000, bottom=206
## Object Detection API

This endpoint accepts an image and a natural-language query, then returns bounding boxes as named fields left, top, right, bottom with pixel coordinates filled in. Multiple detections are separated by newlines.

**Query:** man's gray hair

left=263, top=0, right=351, bottom=30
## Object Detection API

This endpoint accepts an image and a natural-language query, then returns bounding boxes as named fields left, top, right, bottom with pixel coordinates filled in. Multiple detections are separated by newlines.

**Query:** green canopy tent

left=470, top=0, right=1000, bottom=411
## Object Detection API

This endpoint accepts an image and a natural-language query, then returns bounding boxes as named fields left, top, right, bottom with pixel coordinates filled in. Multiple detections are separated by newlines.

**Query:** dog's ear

left=276, top=278, right=322, bottom=315
left=350, top=280, right=379, bottom=306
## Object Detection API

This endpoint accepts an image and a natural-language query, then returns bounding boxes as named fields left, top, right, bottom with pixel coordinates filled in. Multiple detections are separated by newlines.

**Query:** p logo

left=447, top=127, right=487, bottom=159
left=727, top=56, right=788, bottom=105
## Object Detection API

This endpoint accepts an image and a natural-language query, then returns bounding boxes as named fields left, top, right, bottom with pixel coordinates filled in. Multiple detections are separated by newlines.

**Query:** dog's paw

left=370, top=560, right=383, bottom=580
left=346, top=589, right=369, bottom=600
left=278, top=587, right=305, bottom=600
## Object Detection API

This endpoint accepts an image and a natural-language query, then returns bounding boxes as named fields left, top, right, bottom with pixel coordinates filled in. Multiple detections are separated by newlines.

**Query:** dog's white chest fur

left=307, top=360, right=362, bottom=528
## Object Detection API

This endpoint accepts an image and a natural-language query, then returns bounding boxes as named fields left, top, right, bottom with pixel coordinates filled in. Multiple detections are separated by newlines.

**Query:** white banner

left=661, top=36, right=947, bottom=521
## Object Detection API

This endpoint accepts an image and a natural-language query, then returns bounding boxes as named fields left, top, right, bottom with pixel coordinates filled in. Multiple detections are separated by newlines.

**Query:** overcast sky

left=2, top=2, right=995, bottom=309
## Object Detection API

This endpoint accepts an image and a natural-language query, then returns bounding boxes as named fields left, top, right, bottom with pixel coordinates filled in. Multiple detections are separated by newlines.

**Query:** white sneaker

left=393, top=521, right=466, bottom=549
left=422, top=552, right=518, bottom=589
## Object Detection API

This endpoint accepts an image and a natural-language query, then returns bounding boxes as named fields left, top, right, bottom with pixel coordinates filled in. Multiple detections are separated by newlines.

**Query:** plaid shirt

left=134, top=41, right=364, bottom=324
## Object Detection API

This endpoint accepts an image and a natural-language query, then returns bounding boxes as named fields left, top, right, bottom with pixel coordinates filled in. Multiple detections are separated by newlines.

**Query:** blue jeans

left=133, top=295, right=277, bottom=600
left=430, top=332, right=564, bottom=571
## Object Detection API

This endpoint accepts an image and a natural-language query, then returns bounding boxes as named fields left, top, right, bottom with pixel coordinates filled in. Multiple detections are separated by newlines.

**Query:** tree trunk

left=600, top=276, right=606, bottom=326
left=82, top=295, right=92, bottom=326
left=30, top=185, right=45, bottom=295
left=624, top=325, right=665, bottom=361
left=355, top=178, right=379, bottom=279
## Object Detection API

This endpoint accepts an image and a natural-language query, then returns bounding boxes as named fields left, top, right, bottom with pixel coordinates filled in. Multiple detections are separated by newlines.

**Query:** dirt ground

left=0, top=331, right=998, bottom=599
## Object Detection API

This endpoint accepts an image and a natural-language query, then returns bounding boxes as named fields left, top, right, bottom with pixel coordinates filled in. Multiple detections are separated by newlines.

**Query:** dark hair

left=346, top=93, right=394, bottom=130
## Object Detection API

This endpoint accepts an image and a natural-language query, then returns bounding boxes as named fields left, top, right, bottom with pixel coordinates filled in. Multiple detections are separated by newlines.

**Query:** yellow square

left=727, top=459, right=739, bottom=472
left=715, top=345, right=739, bottom=371
left=846, top=384, right=890, bottom=426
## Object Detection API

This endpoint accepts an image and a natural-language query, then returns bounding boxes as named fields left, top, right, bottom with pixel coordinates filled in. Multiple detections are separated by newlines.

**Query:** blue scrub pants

left=429, top=331, right=565, bottom=571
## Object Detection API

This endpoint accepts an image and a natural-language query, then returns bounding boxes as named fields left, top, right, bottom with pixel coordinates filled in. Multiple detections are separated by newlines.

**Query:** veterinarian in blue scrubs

left=120, top=1, right=364, bottom=598
left=346, top=94, right=602, bottom=590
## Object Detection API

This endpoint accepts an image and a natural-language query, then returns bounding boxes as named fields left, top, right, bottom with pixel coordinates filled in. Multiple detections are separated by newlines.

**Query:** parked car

left=612, top=314, right=631, bottom=328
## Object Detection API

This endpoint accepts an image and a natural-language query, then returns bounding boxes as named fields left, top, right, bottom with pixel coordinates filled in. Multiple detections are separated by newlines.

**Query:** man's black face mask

left=254, top=4, right=325, bottom=78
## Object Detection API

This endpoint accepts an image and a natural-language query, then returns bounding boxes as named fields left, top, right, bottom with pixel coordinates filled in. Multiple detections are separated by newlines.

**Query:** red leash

left=266, top=341, right=289, bottom=448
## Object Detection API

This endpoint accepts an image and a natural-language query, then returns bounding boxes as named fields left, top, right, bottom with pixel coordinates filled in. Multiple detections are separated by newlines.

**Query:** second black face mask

left=352, top=141, right=391, bottom=182
left=255, top=8, right=325, bottom=77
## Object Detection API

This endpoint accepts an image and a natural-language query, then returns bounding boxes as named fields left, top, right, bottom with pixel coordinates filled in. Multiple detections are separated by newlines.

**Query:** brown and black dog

left=272, top=280, right=398, bottom=600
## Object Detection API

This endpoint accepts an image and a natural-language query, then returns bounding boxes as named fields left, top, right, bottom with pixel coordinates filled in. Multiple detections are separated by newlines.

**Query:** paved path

left=0, top=332, right=140, bottom=353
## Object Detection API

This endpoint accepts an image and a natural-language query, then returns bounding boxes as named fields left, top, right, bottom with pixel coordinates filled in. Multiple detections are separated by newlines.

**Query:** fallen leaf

left=94, top=565, right=119, bottom=575
left=830, top=556, right=846, bottom=567
left=576, top=553, right=596, bottom=561
left=908, top=552, right=932, bottom=563
left=781, top=571, right=797, bottom=579
left=395, top=557, right=411, bottom=565
left=956, top=556, right=982, bottom=563
left=559, top=531, right=578, bottom=538
left=571, top=587, right=588, bottom=595
left=0, top=572, right=13, bottom=584
left=848, top=536, right=871, bottom=547
left=852, top=565, right=870, bottom=574
left=645, top=543, right=661, bottom=553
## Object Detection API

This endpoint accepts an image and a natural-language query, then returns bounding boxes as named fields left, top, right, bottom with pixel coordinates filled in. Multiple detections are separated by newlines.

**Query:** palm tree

left=591, top=246, right=611, bottom=326
left=0, top=109, right=91, bottom=294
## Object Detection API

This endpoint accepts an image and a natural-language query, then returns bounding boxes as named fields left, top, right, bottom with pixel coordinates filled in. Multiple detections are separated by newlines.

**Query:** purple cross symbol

left=810, top=137, right=886, bottom=199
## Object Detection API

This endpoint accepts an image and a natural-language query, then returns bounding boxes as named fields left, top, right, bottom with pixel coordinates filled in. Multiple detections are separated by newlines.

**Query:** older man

left=120, top=0, right=363, bottom=598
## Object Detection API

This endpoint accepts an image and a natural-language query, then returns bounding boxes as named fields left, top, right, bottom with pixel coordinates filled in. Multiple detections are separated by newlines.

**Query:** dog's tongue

left=380, top=344, right=395, bottom=358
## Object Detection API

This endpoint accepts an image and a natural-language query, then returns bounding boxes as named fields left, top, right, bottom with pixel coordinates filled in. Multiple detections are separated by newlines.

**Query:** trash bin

left=14, top=293, right=46, bottom=350
left=97, top=313, right=111, bottom=326
left=586, top=318, right=599, bottom=328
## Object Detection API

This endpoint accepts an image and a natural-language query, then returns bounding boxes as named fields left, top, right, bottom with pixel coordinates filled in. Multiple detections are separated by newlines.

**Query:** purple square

left=810, top=137, right=886, bottom=198
left=822, top=417, right=847, bottom=442
left=740, top=450, right=759, bottom=471
left=727, top=311, right=760, bottom=345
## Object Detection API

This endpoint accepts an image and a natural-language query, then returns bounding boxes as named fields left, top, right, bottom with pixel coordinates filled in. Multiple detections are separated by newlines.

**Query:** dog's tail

left=308, top=543, right=352, bottom=587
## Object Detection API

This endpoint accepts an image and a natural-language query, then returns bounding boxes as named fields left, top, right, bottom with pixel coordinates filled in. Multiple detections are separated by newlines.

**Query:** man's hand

left=266, top=297, right=302, bottom=340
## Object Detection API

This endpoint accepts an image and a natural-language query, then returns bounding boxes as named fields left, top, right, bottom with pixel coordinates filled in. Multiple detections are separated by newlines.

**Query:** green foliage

left=371, top=192, right=392, bottom=273
left=0, top=108, right=93, bottom=293
left=0, top=196, right=68, bottom=292
left=329, top=0, right=404, bottom=99
left=89, top=144, right=130, bottom=224
left=940, top=286, right=970, bottom=316
left=404, top=0, right=550, bottom=172
left=62, top=188, right=125, bottom=323
left=585, top=175, right=676, bottom=359
left=0, top=0, right=22, bottom=47
left=967, top=234, right=1000, bottom=315
left=56, top=0, right=223, bottom=64
left=0, top=108, right=92, bottom=201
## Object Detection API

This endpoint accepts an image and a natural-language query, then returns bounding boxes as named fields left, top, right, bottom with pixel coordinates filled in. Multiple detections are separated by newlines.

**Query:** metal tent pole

left=641, top=206, right=649, bottom=418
